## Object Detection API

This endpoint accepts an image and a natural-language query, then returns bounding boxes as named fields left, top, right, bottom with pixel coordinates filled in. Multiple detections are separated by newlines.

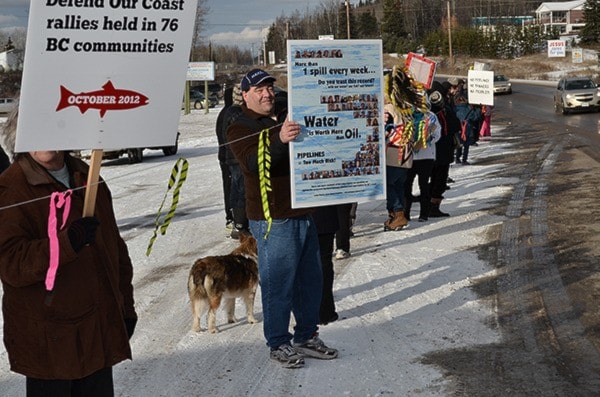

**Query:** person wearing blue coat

left=454, top=95, right=481, bottom=165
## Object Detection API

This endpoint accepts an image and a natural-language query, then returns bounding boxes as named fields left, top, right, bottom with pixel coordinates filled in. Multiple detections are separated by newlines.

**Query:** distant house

left=535, top=0, right=586, bottom=35
left=0, top=49, right=21, bottom=73
left=0, top=37, right=21, bottom=72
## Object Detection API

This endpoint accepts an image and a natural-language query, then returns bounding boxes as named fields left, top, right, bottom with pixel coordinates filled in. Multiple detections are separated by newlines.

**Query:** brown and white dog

left=187, top=233, right=259, bottom=333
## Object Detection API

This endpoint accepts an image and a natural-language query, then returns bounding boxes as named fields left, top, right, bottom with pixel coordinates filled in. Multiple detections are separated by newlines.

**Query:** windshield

left=565, top=80, right=596, bottom=90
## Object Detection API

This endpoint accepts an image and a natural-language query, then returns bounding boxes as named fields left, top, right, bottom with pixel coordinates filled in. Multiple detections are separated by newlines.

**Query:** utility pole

left=446, top=0, right=453, bottom=66
left=345, top=0, right=351, bottom=39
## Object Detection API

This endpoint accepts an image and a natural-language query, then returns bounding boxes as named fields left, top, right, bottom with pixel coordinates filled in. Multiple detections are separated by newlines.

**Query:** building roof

left=536, top=0, right=586, bottom=13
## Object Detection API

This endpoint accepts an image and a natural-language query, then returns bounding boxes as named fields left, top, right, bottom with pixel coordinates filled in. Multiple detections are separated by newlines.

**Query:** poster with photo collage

left=287, top=40, right=385, bottom=208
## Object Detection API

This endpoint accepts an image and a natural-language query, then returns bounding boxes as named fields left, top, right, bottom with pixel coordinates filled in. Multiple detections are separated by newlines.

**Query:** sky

left=0, top=105, right=511, bottom=396
left=0, top=0, right=335, bottom=50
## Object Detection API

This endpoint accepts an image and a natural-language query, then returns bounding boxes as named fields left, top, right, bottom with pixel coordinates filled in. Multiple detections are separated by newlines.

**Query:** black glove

left=67, top=217, right=99, bottom=252
left=125, top=317, right=137, bottom=339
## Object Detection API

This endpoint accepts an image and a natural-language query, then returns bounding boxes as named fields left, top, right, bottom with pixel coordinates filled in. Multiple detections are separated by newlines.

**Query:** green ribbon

left=258, top=128, right=272, bottom=239
left=146, top=157, right=189, bottom=256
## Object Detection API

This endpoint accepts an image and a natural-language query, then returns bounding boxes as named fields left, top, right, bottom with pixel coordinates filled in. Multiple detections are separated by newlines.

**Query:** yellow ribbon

left=258, top=128, right=273, bottom=239
left=146, top=157, right=189, bottom=256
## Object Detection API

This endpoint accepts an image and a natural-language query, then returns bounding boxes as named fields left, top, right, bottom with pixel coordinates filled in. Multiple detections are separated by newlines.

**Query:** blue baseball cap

left=241, top=69, right=276, bottom=91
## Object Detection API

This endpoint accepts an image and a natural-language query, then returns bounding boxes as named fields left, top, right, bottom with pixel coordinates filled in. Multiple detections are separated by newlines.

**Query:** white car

left=554, top=77, right=600, bottom=114
left=493, top=75, right=512, bottom=95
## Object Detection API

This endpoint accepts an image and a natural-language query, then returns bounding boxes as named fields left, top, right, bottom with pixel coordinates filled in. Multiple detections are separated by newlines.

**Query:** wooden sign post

left=83, top=149, right=103, bottom=217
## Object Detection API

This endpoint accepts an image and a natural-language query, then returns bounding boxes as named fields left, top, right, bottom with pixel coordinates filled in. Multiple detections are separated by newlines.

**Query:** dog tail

left=188, top=261, right=209, bottom=299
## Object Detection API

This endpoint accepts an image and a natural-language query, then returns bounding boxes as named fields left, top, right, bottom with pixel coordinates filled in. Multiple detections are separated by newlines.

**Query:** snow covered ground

left=0, top=107, right=515, bottom=396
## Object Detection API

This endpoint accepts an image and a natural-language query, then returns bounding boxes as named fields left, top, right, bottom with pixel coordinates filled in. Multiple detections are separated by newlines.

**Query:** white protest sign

left=287, top=40, right=385, bottom=208
left=467, top=70, right=494, bottom=106
left=16, top=0, right=199, bottom=152
left=547, top=40, right=566, bottom=58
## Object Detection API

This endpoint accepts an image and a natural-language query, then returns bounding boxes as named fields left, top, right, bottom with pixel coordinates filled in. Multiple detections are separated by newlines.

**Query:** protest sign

left=467, top=70, right=494, bottom=106
left=15, top=1, right=199, bottom=152
left=405, top=52, right=436, bottom=89
left=287, top=40, right=385, bottom=208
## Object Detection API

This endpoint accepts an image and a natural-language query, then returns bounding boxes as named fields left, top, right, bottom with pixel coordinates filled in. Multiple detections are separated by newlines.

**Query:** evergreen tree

left=381, top=0, right=406, bottom=53
left=356, top=10, right=380, bottom=39
left=581, top=0, right=600, bottom=43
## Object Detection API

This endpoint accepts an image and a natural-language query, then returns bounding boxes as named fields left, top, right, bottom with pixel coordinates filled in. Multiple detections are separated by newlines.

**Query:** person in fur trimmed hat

left=0, top=103, right=137, bottom=396
left=0, top=102, right=17, bottom=173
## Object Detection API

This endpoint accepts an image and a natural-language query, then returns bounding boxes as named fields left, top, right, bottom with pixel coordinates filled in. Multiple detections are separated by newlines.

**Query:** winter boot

left=383, top=210, right=394, bottom=229
left=418, top=197, right=430, bottom=222
left=429, top=198, right=450, bottom=217
left=384, top=211, right=408, bottom=231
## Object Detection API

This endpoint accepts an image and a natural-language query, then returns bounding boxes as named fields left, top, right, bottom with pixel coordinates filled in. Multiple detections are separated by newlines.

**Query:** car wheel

left=194, top=101, right=203, bottom=110
left=561, top=101, right=569, bottom=115
left=127, top=148, right=143, bottom=163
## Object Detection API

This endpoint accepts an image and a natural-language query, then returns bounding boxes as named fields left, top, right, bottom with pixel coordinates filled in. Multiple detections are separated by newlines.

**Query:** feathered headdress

left=384, top=66, right=436, bottom=151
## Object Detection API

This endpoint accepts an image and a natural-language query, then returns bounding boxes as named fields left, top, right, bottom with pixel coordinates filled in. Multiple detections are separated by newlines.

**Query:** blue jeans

left=386, top=166, right=408, bottom=212
left=249, top=216, right=322, bottom=349
left=456, top=143, right=470, bottom=163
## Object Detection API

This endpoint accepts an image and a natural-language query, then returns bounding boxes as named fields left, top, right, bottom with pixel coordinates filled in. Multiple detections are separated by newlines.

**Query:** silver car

left=554, top=77, right=600, bottom=114
left=493, top=74, right=512, bottom=95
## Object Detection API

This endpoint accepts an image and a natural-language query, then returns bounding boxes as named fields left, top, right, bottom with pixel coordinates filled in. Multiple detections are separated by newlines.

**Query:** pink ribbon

left=46, top=190, right=72, bottom=291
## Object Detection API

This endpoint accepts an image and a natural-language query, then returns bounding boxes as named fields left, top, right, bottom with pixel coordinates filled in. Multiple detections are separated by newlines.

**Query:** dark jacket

left=227, top=104, right=313, bottom=220
left=215, top=87, right=234, bottom=164
left=0, top=153, right=136, bottom=380
left=432, top=105, right=461, bottom=165
left=312, top=205, right=340, bottom=235
left=223, top=105, right=244, bottom=166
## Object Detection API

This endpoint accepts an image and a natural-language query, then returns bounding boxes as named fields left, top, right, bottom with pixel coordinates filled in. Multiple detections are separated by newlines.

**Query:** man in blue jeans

left=227, top=69, right=338, bottom=368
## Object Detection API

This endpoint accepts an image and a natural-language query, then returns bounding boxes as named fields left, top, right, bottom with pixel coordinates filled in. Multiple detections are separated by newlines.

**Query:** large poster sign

left=547, top=40, right=566, bottom=58
left=287, top=40, right=385, bottom=208
left=16, top=1, right=199, bottom=152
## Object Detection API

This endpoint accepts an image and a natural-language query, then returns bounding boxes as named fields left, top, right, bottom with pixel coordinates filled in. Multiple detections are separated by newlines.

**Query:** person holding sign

left=0, top=107, right=137, bottom=396
left=227, top=69, right=338, bottom=369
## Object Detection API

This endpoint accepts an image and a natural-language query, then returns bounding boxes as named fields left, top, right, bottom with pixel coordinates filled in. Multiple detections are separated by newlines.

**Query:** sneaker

left=294, top=334, right=338, bottom=360
left=462, top=160, right=471, bottom=165
left=225, top=220, right=234, bottom=237
left=270, top=344, right=305, bottom=368
left=335, top=249, right=350, bottom=260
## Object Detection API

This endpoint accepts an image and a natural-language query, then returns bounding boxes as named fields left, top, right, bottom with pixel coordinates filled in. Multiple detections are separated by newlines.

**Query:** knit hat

left=240, top=69, right=276, bottom=91
left=429, top=91, right=444, bottom=107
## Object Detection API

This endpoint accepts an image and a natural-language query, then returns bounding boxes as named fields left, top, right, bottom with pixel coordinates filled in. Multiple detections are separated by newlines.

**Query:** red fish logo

left=56, top=80, right=149, bottom=118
